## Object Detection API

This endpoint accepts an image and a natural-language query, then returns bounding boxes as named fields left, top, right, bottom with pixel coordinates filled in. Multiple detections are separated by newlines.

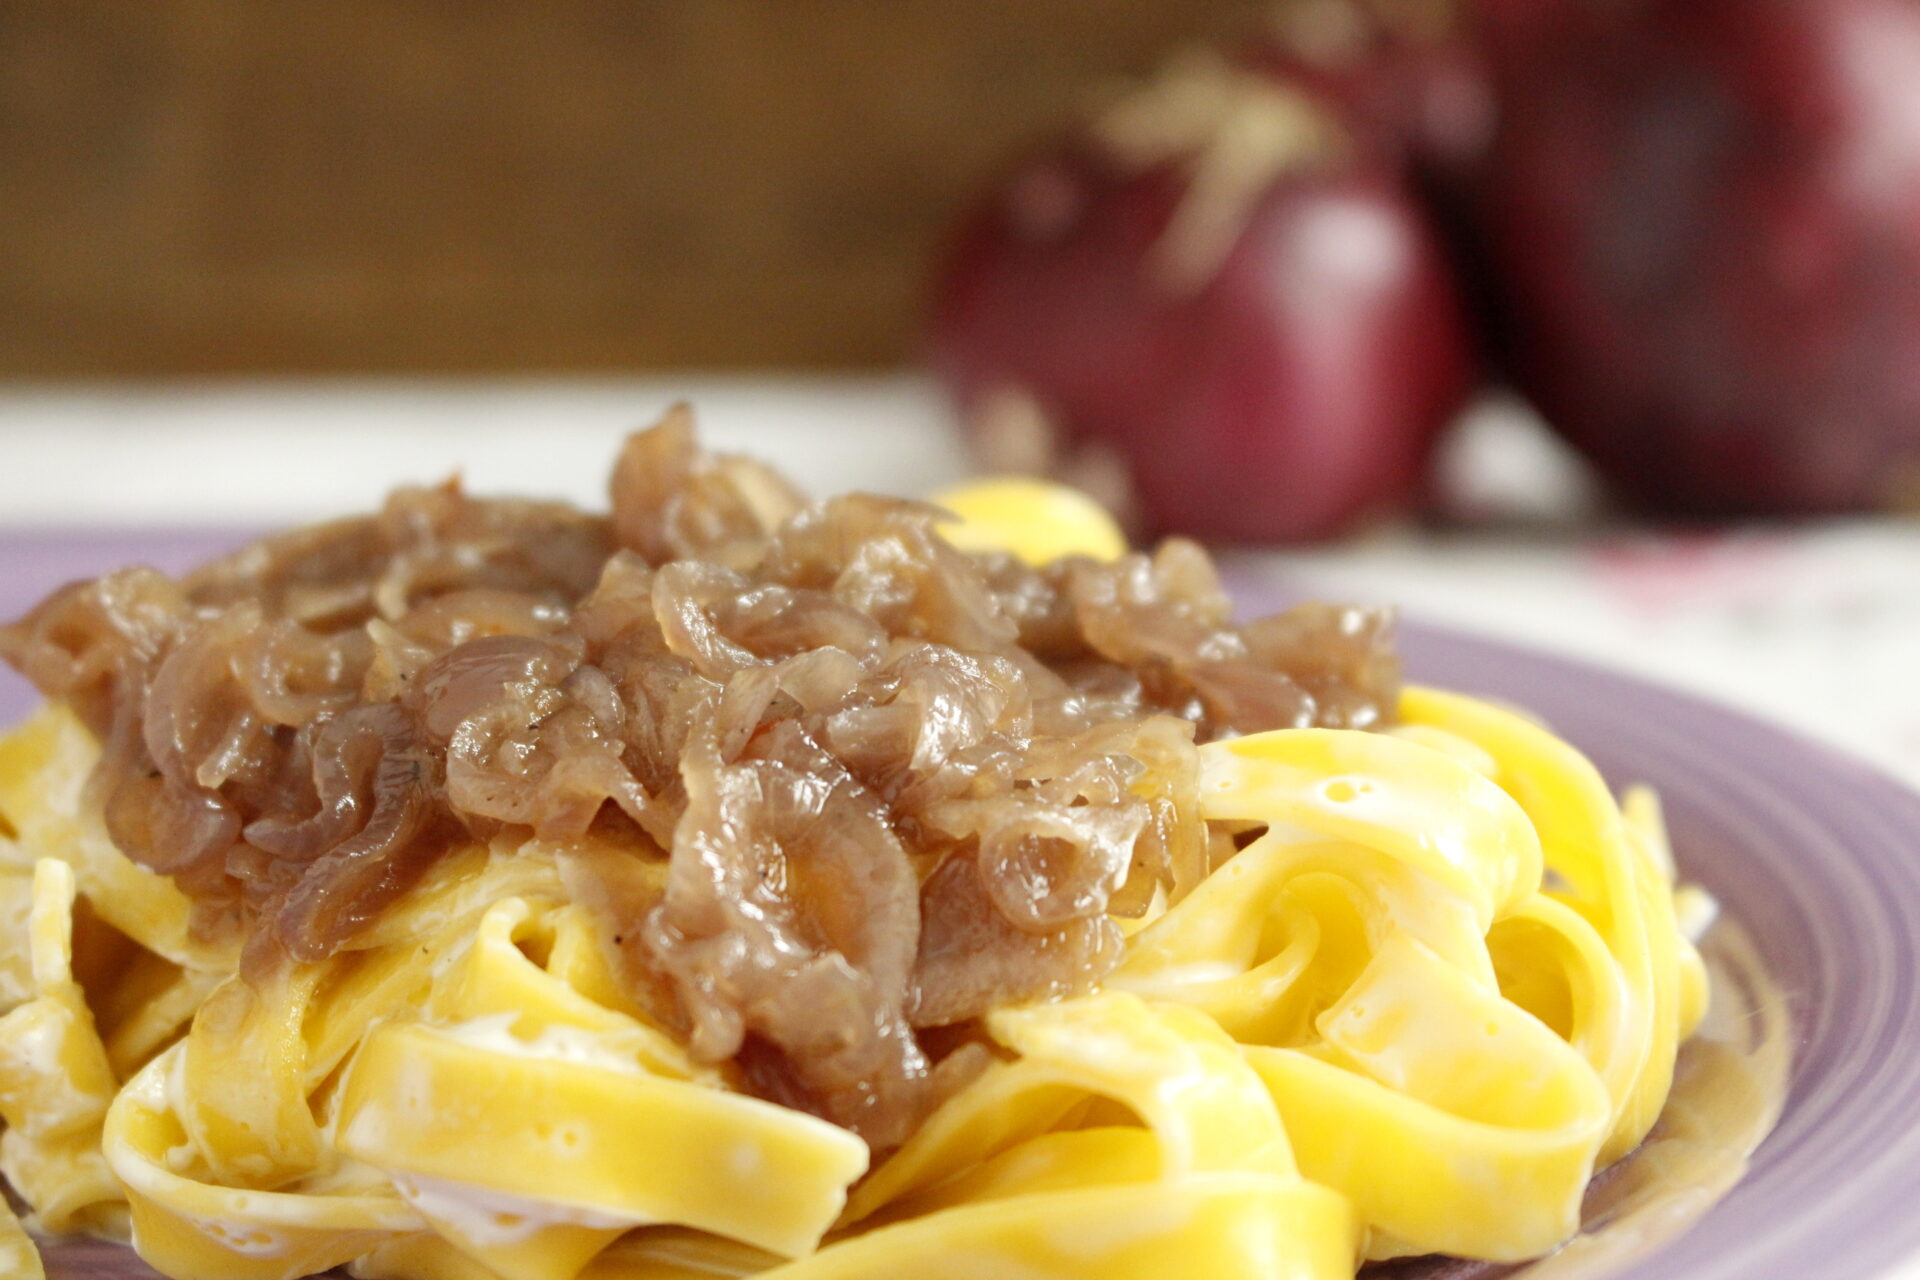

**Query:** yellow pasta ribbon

left=0, top=860, right=125, bottom=1238
left=1111, top=838, right=1492, bottom=1044
left=0, top=1201, right=42, bottom=1280
left=334, top=1020, right=869, bottom=1259
left=1246, top=935, right=1610, bottom=1260
left=930, top=478, right=1129, bottom=566
left=1198, top=727, right=1543, bottom=928
left=1398, top=687, right=1698, bottom=1163
left=419, top=897, right=700, bottom=1082
left=104, top=1043, right=422, bottom=1280
left=768, top=993, right=1354, bottom=1280
left=0, top=706, right=233, bottom=973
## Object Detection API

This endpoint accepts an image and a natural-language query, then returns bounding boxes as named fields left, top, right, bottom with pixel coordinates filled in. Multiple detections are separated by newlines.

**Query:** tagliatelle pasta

left=0, top=676, right=1711, bottom=1280
left=0, top=446, right=1718, bottom=1280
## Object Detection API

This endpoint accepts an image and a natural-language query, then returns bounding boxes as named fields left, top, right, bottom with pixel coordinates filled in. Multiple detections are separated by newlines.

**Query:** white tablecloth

left=6, top=376, right=1917, bottom=787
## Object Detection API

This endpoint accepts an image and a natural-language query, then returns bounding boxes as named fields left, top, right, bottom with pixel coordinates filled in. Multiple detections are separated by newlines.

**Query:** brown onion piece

left=104, top=771, right=241, bottom=883
left=412, top=635, right=649, bottom=840
left=610, top=403, right=804, bottom=567
left=240, top=620, right=371, bottom=728
left=909, top=851, right=1123, bottom=1028
left=268, top=703, right=453, bottom=961
left=766, top=495, right=1021, bottom=653
left=644, top=723, right=929, bottom=1145
left=976, top=798, right=1146, bottom=932
left=0, top=569, right=188, bottom=738
left=1241, top=601, right=1399, bottom=730
left=823, top=644, right=1031, bottom=817
left=143, top=605, right=277, bottom=793
left=650, top=562, right=767, bottom=680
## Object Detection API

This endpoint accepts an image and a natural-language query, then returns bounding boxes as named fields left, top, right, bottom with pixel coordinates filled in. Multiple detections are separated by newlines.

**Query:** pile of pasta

left=0, top=664, right=1708, bottom=1280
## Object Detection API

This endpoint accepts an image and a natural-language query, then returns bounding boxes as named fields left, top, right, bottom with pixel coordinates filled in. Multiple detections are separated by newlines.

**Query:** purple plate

left=5, top=534, right=1920, bottom=1280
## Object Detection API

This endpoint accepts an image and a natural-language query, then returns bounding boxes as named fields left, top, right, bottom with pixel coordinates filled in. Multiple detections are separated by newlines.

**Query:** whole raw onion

left=928, top=51, right=1478, bottom=544
left=1476, top=0, right=1920, bottom=516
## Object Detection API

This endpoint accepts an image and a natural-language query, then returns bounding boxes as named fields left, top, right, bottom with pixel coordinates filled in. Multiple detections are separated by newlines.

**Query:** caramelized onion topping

left=0, top=412, right=1399, bottom=1145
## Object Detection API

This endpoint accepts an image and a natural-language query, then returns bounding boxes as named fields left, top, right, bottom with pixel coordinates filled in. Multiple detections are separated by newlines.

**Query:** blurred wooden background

left=0, top=1, right=1268, bottom=374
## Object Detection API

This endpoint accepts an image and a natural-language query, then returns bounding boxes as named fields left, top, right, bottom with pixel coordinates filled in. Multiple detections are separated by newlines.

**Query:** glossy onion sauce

left=0, top=411, right=1399, bottom=1147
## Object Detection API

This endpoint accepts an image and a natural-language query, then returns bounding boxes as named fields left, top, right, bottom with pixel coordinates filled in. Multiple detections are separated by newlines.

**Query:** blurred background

left=6, top=0, right=1920, bottom=782
left=0, top=1, right=1267, bottom=374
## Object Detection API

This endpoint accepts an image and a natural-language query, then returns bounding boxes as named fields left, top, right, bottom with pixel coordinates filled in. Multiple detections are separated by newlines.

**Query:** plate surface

left=2, top=534, right=1918, bottom=1280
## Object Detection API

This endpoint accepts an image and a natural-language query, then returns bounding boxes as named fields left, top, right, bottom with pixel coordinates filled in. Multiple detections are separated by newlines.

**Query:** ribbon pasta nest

left=0, top=415, right=1709, bottom=1280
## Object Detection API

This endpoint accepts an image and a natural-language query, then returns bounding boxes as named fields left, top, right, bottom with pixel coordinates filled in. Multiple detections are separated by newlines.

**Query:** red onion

left=1476, top=0, right=1920, bottom=516
left=928, top=50, right=1477, bottom=544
